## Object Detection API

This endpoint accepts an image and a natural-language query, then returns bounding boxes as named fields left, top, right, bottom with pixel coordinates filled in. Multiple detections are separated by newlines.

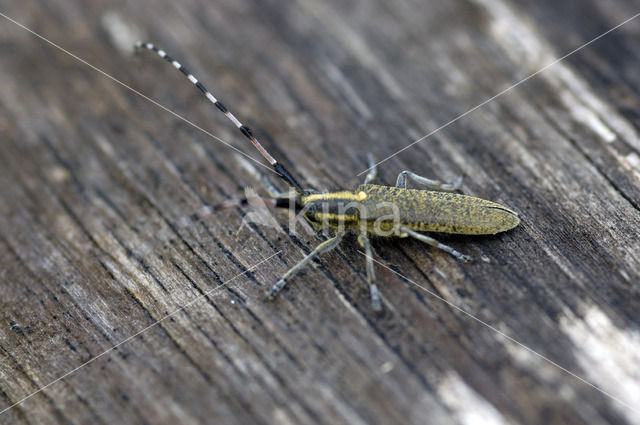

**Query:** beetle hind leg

left=396, top=170, right=463, bottom=191
left=399, top=226, right=472, bottom=261
left=358, top=233, right=382, bottom=311
left=265, top=232, right=345, bottom=300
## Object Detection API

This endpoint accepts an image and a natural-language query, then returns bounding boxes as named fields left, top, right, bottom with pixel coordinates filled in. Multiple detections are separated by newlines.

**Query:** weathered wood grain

left=1, top=0, right=640, bottom=424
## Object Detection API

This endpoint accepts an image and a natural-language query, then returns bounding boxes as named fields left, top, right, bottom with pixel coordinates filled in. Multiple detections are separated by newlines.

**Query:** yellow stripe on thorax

left=302, top=191, right=367, bottom=203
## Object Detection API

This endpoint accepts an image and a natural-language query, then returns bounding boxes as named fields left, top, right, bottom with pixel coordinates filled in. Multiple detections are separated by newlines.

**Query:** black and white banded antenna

left=135, top=41, right=306, bottom=194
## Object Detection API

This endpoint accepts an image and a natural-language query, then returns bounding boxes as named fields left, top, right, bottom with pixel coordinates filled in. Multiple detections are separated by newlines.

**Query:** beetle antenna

left=135, top=41, right=306, bottom=194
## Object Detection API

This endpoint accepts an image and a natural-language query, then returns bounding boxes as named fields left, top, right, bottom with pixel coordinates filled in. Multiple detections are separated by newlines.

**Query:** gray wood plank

left=1, top=0, right=639, bottom=424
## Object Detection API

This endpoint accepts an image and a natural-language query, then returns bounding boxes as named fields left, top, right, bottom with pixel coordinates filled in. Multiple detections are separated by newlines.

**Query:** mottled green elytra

left=301, top=185, right=519, bottom=235
left=136, top=42, right=520, bottom=310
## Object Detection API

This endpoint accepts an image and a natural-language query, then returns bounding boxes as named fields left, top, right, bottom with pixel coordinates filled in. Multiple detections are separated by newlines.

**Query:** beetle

left=135, top=42, right=520, bottom=310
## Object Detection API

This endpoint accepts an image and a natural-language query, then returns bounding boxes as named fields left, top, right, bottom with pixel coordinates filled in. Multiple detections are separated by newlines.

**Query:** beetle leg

left=265, top=232, right=345, bottom=300
left=358, top=233, right=382, bottom=311
left=396, top=170, right=463, bottom=191
left=262, top=174, right=284, bottom=197
left=398, top=226, right=472, bottom=261
left=263, top=175, right=317, bottom=198
left=363, top=153, right=378, bottom=184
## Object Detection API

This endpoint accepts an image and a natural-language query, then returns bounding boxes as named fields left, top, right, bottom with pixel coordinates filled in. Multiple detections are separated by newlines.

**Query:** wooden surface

left=1, top=0, right=640, bottom=424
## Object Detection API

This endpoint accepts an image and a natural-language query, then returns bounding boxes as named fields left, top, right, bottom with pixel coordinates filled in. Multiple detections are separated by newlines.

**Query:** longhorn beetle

left=135, top=42, right=520, bottom=311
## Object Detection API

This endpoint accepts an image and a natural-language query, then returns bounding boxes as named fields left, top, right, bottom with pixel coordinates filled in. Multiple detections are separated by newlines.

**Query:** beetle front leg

left=262, top=174, right=285, bottom=198
left=396, top=170, right=463, bottom=191
left=363, top=153, right=378, bottom=185
left=266, top=232, right=345, bottom=300
left=358, top=233, right=381, bottom=311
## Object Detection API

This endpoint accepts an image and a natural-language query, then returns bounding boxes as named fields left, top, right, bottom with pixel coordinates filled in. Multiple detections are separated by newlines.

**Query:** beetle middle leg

left=266, top=232, right=345, bottom=300
left=396, top=170, right=463, bottom=191
left=398, top=226, right=472, bottom=261
left=358, top=233, right=382, bottom=311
